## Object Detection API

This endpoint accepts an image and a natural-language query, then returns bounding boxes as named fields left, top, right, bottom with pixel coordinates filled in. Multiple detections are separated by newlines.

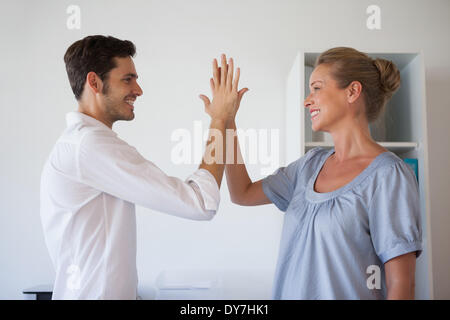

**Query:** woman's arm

left=225, top=119, right=271, bottom=206
left=385, top=252, right=416, bottom=299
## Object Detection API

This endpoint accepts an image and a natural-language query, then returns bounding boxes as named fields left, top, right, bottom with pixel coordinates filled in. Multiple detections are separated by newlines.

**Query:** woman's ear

left=347, top=81, right=362, bottom=104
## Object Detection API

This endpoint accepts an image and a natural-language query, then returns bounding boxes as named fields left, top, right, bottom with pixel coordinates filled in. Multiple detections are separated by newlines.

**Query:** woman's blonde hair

left=315, top=47, right=401, bottom=122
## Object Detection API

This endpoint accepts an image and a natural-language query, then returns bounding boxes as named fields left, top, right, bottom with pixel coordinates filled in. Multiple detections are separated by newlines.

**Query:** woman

left=224, top=47, right=422, bottom=299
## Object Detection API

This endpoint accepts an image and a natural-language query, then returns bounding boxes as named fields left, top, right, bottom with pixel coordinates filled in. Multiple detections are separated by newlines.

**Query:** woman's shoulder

left=372, top=151, right=409, bottom=174
left=287, top=147, right=330, bottom=171
left=283, top=147, right=330, bottom=180
left=366, top=150, right=418, bottom=189
left=304, top=146, right=330, bottom=162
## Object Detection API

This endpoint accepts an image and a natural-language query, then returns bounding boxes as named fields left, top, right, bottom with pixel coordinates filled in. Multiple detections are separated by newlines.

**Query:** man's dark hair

left=64, top=35, right=136, bottom=100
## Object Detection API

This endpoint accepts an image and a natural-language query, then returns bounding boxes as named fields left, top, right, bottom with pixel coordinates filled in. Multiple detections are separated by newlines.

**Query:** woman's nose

left=304, top=94, right=312, bottom=108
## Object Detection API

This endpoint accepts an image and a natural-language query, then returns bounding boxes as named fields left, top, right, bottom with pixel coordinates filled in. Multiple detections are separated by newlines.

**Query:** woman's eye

left=314, top=87, right=320, bottom=90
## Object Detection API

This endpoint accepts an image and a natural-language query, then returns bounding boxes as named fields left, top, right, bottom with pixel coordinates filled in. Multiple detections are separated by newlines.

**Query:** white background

left=0, top=0, right=449, bottom=299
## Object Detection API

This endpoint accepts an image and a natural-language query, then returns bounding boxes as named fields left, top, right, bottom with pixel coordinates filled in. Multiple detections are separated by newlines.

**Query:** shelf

left=305, top=141, right=418, bottom=153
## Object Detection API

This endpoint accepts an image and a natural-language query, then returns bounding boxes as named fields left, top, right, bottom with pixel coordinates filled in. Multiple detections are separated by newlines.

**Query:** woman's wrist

left=210, top=117, right=227, bottom=127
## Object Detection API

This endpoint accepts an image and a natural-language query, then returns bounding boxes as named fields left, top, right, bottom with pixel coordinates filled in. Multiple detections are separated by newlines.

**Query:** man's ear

left=347, top=81, right=362, bottom=104
left=86, top=72, right=103, bottom=95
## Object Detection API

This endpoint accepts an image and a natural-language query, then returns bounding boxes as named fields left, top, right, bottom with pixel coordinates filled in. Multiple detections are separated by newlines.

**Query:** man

left=40, top=35, right=246, bottom=299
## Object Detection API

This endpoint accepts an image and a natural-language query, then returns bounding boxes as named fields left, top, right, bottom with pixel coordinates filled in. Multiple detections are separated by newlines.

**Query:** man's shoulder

left=59, top=121, right=116, bottom=146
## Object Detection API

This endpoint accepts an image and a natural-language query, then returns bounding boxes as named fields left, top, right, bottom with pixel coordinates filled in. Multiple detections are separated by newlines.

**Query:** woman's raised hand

left=199, top=54, right=248, bottom=124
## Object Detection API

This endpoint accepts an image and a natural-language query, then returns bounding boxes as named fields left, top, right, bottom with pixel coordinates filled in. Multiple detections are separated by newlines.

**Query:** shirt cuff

left=186, top=169, right=220, bottom=212
left=378, top=240, right=423, bottom=264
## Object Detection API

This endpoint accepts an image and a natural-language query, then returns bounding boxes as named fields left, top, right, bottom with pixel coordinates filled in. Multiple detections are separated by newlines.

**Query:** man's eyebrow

left=123, top=73, right=138, bottom=79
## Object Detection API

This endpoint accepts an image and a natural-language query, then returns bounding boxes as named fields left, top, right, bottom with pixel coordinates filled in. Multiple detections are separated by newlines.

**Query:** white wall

left=1, top=0, right=449, bottom=299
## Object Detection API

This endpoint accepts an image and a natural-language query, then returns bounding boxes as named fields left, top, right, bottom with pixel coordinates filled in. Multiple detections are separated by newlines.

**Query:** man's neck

left=77, top=105, right=113, bottom=129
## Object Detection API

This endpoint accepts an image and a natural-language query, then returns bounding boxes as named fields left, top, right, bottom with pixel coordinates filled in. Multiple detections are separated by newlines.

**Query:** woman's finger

left=227, top=58, right=234, bottom=91
left=212, top=59, right=219, bottom=87
left=233, top=67, right=241, bottom=92
left=199, top=94, right=211, bottom=107
left=210, top=78, right=215, bottom=92
left=238, top=88, right=249, bottom=103
left=220, top=54, right=227, bottom=87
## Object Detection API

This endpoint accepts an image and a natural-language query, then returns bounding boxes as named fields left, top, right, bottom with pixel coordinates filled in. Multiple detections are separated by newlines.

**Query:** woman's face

left=304, top=64, right=349, bottom=132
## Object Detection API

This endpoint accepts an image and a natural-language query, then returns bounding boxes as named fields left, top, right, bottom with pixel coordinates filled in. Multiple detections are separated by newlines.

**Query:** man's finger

left=209, top=78, right=215, bottom=92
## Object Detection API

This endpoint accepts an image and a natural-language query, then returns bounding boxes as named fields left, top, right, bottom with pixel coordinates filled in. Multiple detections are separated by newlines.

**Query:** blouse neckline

left=305, top=148, right=391, bottom=203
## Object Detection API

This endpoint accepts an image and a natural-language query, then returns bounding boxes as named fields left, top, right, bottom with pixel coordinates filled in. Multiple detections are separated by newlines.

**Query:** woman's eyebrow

left=309, top=80, right=323, bottom=87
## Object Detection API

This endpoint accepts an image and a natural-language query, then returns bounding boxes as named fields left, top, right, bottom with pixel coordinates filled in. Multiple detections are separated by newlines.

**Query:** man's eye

left=124, top=78, right=131, bottom=83
left=314, top=87, right=320, bottom=90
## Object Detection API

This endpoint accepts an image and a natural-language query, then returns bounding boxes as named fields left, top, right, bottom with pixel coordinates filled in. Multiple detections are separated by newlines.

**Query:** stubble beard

left=102, top=81, right=135, bottom=123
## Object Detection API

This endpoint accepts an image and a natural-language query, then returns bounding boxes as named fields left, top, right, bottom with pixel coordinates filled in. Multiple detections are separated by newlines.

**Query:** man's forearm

left=199, top=118, right=227, bottom=188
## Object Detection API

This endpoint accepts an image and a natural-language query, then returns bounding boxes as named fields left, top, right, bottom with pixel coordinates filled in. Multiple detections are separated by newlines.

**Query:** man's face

left=100, top=56, right=143, bottom=123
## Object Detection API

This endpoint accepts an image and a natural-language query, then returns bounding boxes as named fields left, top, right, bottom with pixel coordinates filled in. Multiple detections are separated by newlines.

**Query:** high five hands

left=199, top=54, right=249, bottom=125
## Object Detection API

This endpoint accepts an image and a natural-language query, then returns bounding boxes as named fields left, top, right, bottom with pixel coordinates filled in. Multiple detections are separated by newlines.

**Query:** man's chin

left=114, top=113, right=135, bottom=122
left=127, top=112, right=135, bottom=121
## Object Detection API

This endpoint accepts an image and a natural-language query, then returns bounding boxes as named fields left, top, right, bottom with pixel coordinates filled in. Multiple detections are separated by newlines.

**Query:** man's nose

left=134, top=83, right=143, bottom=96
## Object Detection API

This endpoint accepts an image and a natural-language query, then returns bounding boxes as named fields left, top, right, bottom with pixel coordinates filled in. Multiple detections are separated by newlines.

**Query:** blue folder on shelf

left=404, top=158, right=419, bottom=182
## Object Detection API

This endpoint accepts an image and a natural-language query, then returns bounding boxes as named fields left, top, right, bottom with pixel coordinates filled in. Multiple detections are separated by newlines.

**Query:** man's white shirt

left=40, top=111, right=220, bottom=299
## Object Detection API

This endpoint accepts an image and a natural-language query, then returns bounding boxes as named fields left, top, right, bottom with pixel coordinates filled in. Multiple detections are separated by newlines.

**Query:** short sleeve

left=368, top=160, right=423, bottom=264
left=261, top=148, right=323, bottom=211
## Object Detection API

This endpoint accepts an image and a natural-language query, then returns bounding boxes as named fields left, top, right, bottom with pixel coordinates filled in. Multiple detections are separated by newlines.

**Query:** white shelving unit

left=285, top=50, right=433, bottom=299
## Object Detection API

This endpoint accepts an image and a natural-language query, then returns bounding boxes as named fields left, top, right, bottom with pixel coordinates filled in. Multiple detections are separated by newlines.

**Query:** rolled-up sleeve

left=186, top=169, right=220, bottom=212
left=76, top=130, right=220, bottom=220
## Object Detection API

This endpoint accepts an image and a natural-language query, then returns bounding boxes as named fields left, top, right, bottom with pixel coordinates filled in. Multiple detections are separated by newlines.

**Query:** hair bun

left=373, top=58, right=401, bottom=98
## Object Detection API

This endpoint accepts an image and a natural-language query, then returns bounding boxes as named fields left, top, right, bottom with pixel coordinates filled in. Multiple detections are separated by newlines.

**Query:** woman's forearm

left=225, top=120, right=253, bottom=204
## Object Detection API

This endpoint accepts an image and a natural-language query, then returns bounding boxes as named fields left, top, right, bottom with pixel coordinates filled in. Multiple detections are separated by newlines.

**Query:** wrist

left=227, top=116, right=236, bottom=126
left=210, top=118, right=227, bottom=127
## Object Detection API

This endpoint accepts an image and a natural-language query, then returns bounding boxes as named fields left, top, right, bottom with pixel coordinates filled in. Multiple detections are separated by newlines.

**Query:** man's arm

left=199, top=118, right=227, bottom=187
left=74, top=55, right=242, bottom=220
left=77, top=130, right=218, bottom=220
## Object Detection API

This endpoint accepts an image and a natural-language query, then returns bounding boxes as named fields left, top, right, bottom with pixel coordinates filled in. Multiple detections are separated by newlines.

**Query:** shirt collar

left=66, top=111, right=113, bottom=132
